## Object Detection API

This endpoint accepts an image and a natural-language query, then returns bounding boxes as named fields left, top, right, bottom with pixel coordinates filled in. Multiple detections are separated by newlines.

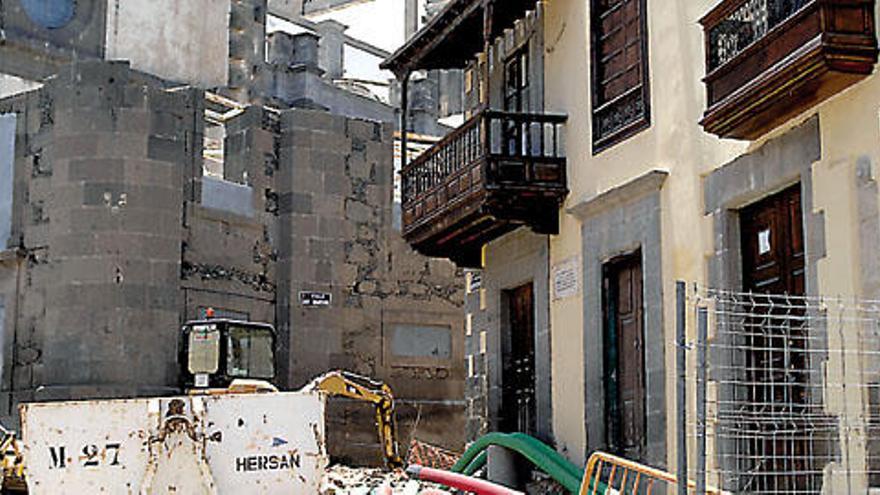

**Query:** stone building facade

left=0, top=0, right=467, bottom=461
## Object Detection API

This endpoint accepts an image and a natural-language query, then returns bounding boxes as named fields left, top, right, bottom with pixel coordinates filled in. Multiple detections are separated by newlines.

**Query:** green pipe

left=451, top=433, right=581, bottom=479
left=461, top=450, right=487, bottom=476
left=449, top=432, right=584, bottom=494
left=508, top=433, right=583, bottom=479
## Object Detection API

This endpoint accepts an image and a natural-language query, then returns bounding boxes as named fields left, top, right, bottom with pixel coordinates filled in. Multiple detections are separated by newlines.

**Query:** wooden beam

left=382, top=0, right=483, bottom=74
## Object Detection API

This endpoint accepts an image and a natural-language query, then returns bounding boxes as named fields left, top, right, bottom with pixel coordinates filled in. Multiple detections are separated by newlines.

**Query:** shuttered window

left=590, top=0, right=650, bottom=153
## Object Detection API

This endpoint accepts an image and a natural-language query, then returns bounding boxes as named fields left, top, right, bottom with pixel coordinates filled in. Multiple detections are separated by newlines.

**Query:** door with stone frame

left=603, top=251, right=646, bottom=461
left=501, top=282, right=537, bottom=436
left=739, top=184, right=816, bottom=493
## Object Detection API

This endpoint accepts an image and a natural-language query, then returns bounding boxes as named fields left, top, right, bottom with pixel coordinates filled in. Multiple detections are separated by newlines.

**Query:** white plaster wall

left=541, top=0, right=880, bottom=476
left=105, top=0, right=231, bottom=87
left=542, top=0, right=749, bottom=468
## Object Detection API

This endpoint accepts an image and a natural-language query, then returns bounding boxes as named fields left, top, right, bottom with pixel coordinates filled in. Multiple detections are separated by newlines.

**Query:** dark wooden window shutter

left=590, top=0, right=651, bottom=153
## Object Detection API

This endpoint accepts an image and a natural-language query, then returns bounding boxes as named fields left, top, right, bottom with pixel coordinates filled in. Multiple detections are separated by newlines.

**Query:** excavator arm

left=0, top=425, right=26, bottom=493
left=305, top=371, right=404, bottom=469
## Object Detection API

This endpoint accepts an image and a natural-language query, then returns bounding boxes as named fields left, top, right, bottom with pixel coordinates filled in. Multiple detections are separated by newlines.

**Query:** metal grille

left=687, top=287, right=880, bottom=494
left=706, top=0, right=811, bottom=70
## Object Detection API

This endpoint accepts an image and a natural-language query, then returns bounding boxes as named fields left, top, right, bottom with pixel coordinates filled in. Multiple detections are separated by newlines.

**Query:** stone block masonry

left=0, top=60, right=466, bottom=463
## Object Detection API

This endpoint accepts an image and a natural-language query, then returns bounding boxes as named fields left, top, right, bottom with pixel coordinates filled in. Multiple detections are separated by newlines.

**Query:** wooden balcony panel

left=400, top=110, right=568, bottom=267
left=700, top=0, right=878, bottom=139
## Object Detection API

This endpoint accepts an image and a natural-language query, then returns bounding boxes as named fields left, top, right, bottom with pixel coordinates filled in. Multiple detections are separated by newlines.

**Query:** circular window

left=20, top=0, right=76, bottom=29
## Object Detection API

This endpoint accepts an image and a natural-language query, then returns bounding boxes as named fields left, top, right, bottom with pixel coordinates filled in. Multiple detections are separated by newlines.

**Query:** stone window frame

left=569, top=169, right=667, bottom=466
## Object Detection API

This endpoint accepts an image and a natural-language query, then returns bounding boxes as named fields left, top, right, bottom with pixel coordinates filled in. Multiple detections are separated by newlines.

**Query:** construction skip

left=19, top=392, right=326, bottom=494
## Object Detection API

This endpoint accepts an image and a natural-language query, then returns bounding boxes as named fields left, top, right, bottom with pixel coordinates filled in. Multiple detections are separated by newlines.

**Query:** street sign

left=300, top=291, right=332, bottom=307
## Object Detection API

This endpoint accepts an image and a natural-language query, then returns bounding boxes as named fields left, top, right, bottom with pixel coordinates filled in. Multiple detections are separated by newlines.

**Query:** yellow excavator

left=304, top=370, right=404, bottom=468
left=178, top=316, right=404, bottom=468
left=0, top=426, right=25, bottom=493
left=0, top=317, right=404, bottom=492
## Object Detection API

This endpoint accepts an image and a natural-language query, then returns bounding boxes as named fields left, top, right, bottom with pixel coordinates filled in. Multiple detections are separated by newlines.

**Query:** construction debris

left=407, top=439, right=461, bottom=471
left=321, top=465, right=452, bottom=495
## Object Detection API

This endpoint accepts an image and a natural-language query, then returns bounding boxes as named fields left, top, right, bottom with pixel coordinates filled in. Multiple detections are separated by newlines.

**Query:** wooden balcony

left=401, top=110, right=568, bottom=268
left=700, top=0, right=878, bottom=139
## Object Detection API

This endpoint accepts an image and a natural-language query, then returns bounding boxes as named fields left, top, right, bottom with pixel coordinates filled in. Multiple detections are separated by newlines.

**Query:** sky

left=307, top=0, right=413, bottom=53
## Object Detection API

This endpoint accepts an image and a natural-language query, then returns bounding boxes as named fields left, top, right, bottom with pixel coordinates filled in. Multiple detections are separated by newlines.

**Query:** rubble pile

left=321, top=465, right=452, bottom=495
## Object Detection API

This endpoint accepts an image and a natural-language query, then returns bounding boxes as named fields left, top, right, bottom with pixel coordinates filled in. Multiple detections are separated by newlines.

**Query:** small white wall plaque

left=552, top=257, right=580, bottom=300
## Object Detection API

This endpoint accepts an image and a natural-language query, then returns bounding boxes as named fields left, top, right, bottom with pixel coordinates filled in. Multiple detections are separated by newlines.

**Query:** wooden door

left=501, top=283, right=536, bottom=435
left=603, top=252, right=646, bottom=461
left=741, top=184, right=805, bottom=295
left=739, top=184, right=814, bottom=493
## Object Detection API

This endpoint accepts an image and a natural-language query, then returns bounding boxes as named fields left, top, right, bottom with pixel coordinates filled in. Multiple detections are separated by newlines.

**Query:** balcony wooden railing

left=401, top=110, right=567, bottom=267
left=700, top=0, right=878, bottom=139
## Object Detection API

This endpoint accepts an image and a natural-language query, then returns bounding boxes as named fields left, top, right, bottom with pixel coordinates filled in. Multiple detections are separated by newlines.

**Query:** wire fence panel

left=687, top=286, right=880, bottom=495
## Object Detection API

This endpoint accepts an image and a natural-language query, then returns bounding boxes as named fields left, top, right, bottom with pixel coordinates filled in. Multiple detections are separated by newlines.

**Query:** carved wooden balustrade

left=401, top=110, right=567, bottom=267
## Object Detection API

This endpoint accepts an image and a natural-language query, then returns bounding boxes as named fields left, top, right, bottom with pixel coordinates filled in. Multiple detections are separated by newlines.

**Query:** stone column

left=315, top=20, right=347, bottom=81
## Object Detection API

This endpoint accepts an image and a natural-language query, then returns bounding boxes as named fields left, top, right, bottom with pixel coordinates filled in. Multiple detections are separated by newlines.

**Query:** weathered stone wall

left=0, top=61, right=188, bottom=413
left=182, top=105, right=279, bottom=328
left=228, top=0, right=269, bottom=103
left=0, top=60, right=466, bottom=462
left=277, top=109, right=465, bottom=462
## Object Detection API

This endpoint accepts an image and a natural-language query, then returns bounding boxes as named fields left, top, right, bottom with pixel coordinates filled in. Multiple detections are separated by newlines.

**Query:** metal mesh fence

left=686, top=286, right=880, bottom=495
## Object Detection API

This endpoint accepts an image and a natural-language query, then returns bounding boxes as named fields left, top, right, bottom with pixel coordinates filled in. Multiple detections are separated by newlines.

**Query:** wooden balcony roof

left=381, top=0, right=539, bottom=75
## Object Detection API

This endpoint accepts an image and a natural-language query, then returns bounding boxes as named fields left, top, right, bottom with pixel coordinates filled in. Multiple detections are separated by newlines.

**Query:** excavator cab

left=179, top=316, right=403, bottom=467
left=178, top=318, right=277, bottom=391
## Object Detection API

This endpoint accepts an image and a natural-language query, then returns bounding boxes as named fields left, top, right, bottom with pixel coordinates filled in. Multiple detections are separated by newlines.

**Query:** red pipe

left=406, top=465, right=525, bottom=495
